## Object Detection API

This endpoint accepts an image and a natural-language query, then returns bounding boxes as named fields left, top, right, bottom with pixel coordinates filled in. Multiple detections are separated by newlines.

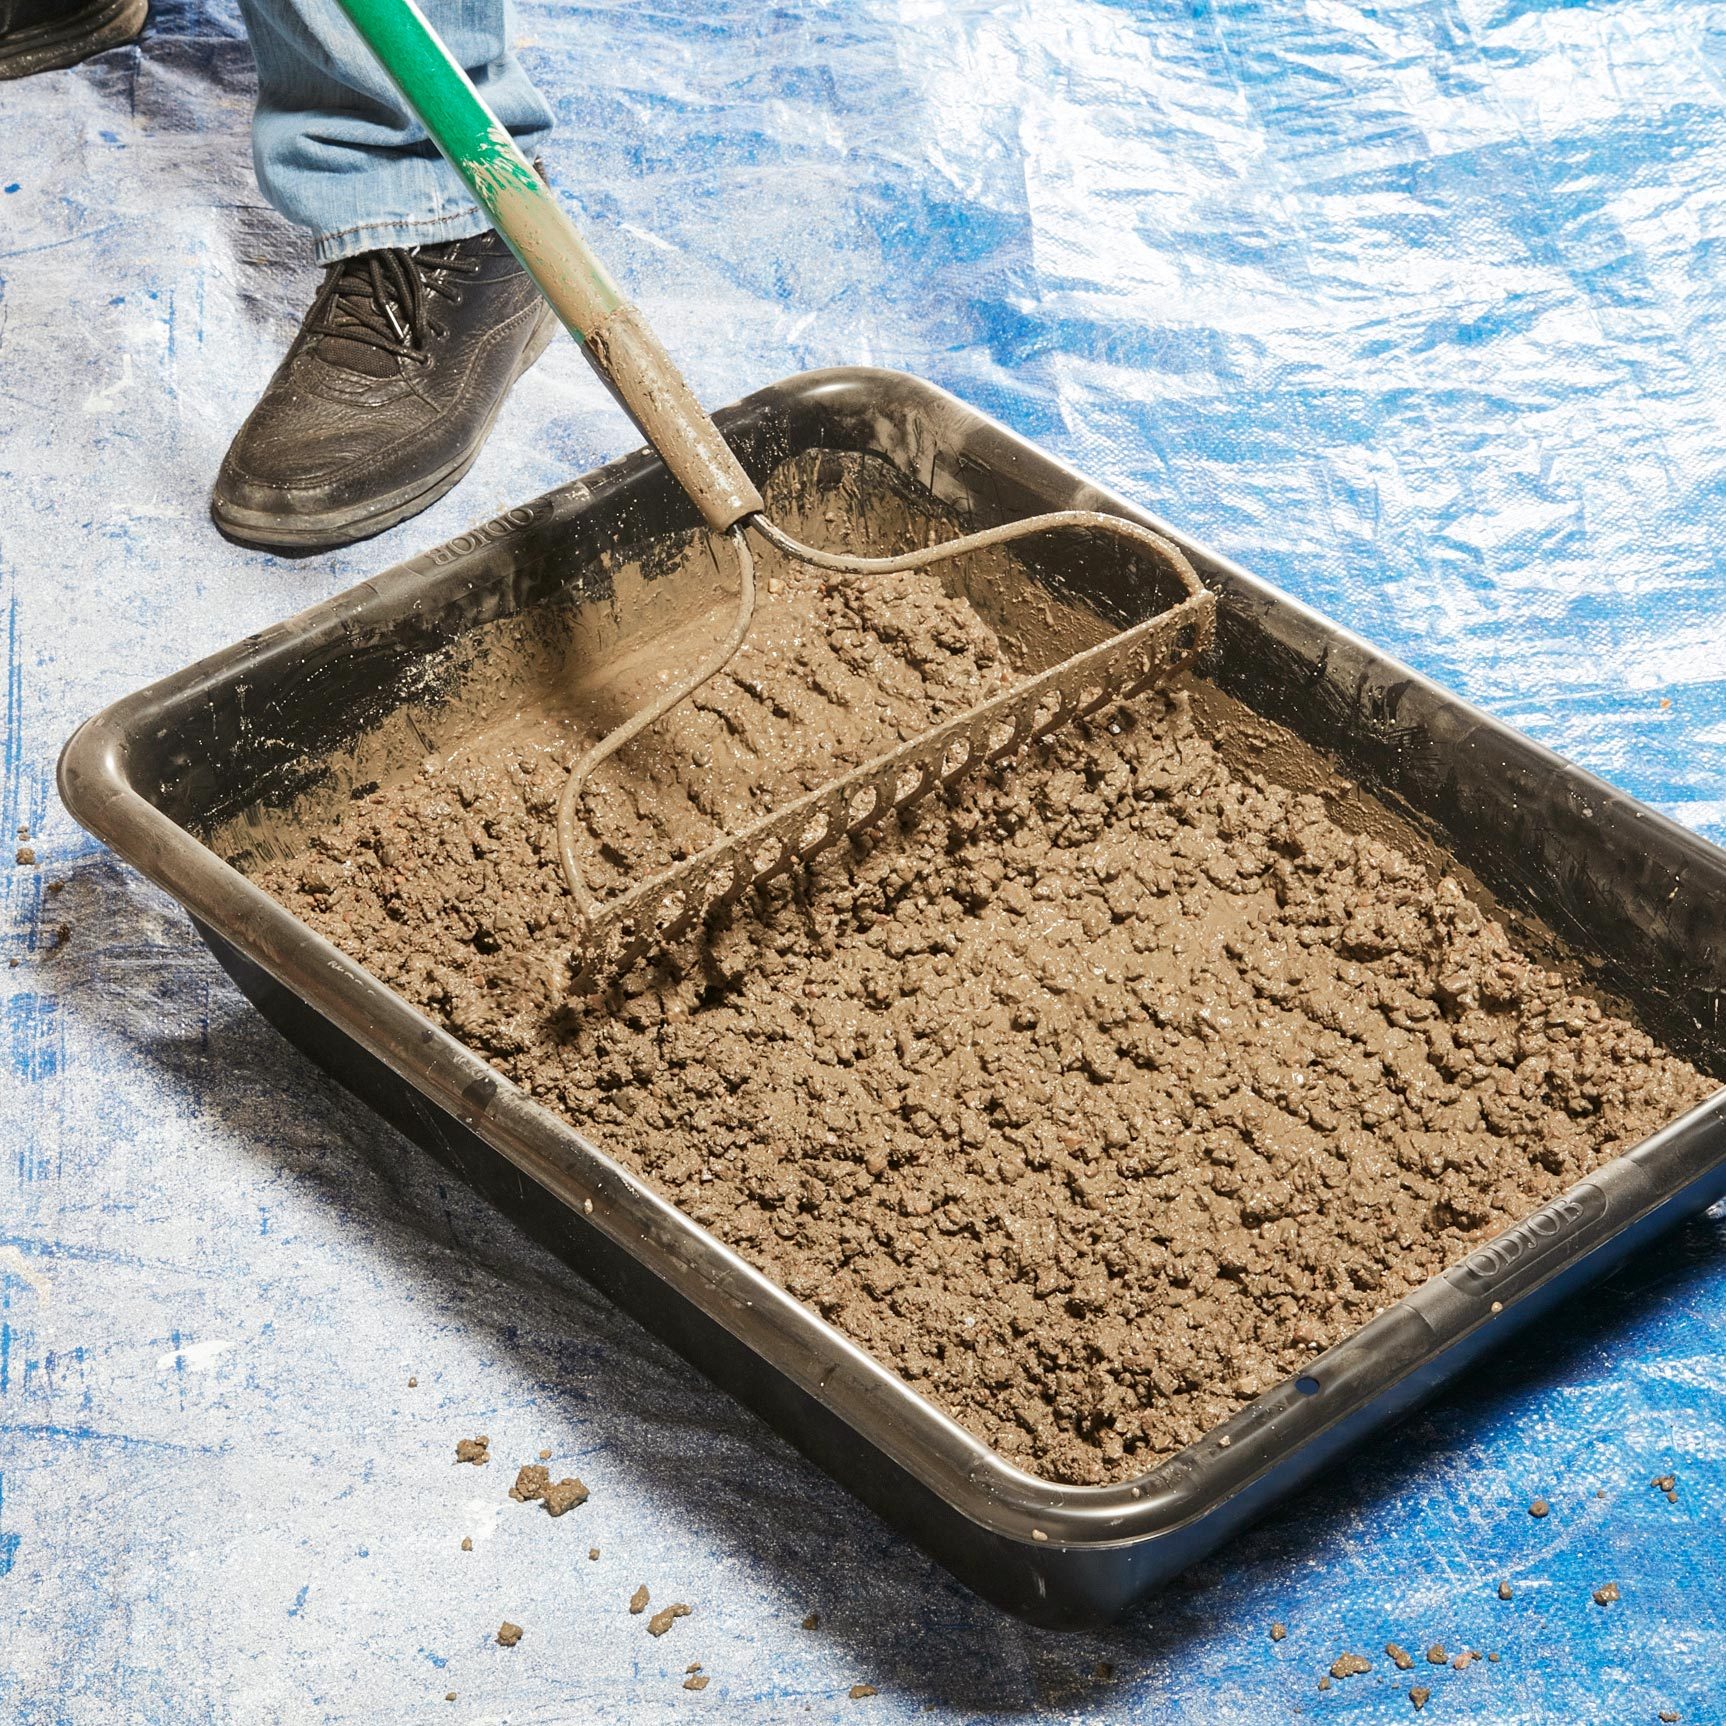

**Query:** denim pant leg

left=237, top=0, right=554, bottom=264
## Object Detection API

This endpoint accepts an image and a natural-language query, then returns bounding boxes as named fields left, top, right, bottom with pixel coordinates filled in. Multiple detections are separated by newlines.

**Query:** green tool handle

left=333, top=0, right=763, bottom=531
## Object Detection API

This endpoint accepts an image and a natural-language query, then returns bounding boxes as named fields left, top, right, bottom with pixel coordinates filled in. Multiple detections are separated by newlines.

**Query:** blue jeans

left=237, top=0, right=554, bottom=264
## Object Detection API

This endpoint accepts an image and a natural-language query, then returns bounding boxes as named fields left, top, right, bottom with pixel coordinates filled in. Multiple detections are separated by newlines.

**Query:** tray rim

left=57, top=363, right=1726, bottom=1562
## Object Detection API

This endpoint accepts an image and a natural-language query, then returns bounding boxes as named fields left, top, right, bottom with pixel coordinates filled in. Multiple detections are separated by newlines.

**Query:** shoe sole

left=210, top=309, right=560, bottom=555
left=0, top=0, right=147, bottom=78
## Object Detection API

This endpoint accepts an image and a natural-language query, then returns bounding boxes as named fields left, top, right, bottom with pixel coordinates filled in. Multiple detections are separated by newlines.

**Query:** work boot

left=211, top=229, right=558, bottom=552
left=0, top=0, right=145, bottom=77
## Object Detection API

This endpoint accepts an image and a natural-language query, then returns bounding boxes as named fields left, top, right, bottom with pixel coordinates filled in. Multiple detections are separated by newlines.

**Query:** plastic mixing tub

left=59, top=368, right=1726, bottom=1626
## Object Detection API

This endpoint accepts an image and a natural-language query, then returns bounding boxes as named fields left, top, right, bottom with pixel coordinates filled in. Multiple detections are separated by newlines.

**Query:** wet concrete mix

left=250, top=544, right=1715, bottom=1486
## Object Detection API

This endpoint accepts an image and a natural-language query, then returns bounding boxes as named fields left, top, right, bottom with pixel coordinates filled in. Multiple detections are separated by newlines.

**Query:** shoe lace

left=307, top=243, right=485, bottom=364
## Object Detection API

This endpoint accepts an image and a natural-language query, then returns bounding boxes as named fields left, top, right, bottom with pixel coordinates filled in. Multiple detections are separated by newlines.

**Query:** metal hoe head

left=558, top=511, right=1215, bottom=992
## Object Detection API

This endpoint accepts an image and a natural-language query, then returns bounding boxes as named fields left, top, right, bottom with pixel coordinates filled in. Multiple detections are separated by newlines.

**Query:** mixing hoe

left=335, top=0, right=1217, bottom=988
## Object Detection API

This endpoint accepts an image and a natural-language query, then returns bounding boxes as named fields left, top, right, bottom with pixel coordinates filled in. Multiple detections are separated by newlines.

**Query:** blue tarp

left=2, top=1, right=1723, bottom=1720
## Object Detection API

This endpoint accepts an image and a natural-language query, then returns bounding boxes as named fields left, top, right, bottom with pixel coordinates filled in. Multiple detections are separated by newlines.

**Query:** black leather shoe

left=0, top=0, right=146, bottom=77
left=211, top=229, right=558, bottom=552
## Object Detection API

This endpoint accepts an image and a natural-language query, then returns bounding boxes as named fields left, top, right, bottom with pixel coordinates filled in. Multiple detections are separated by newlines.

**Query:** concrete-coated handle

left=332, top=0, right=764, bottom=530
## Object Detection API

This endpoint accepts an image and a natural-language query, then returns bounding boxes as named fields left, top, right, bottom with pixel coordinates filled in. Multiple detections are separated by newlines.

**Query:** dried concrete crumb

left=1330, top=1654, right=1371, bottom=1680
left=511, top=1464, right=551, bottom=1502
left=407, top=1376, right=417, bottom=1387
left=1269, top=1622, right=1287, bottom=1642
left=849, top=1685, right=877, bottom=1700
left=541, top=1477, right=589, bottom=1516
left=802, top=1613, right=820, bottom=1631
left=1426, top=1645, right=1447, bottom=1665
left=687, top=1663, right=702, bottom=1673
left=1497, top=1580, right=1513, bottom=1600
left=509, top=1464, right=588, bottom=1515
left=1318, top=1678, right=1331, bottom=1693
left=1665, top=1489, right=1678, bottom=1503
left=1487, top=1653, right=1499, bottom=1664
left=1653, top=1474, right=1676, bottom=1493
left=1529, top=1498, right=1549, bottom=1518
left=1660, top=1710, right=1679, bottom=1722
left=1453, top=1651, right=1474, bottom=1671
left=539, top=1447, right=552, bottom=1460
left=445, top=1693, right=456, bottom=1703
left=684, top=1675, right=710, bottom=1692
left=1411, top=1688, right=1430, bottom=1711
left=629, top=1585, right=650, bottom=1614
left=497, top=1621, right=523, bottom=1647
left=455, top=1436, right=490, bottom=1466
left=1386, top=1643, right=1413, bottom=1671
left=648, top=1603, right=691, bottom=1637
left=460, top=1537, right=473, bottom=1552
left=589, top=1548, right=601, bottom=1561
left=1593, top=1582, right=1619, bottom=1606
left=15, top=847, right=35, bottom=866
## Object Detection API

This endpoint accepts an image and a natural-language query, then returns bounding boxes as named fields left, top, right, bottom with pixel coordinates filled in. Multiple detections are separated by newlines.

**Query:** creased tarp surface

left=1, top=1, right=1723, bottom=1721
